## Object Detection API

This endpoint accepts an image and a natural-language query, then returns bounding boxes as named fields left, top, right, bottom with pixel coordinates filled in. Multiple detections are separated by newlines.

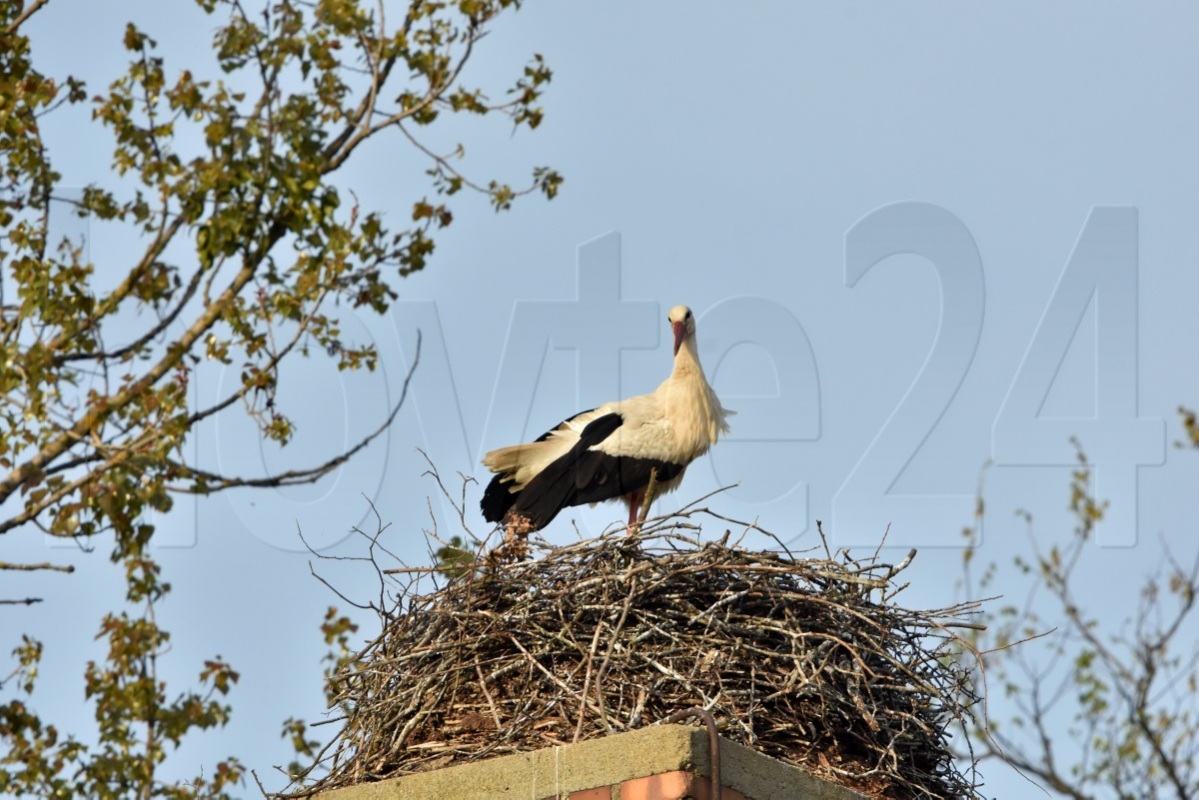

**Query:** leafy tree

left=0, top=0, right=559, bottom=556
left=1, top=535, right=244, bottom=798
left=961, top=415, right=1199, bottom=799
left=1, top=0, right=558, bottom=794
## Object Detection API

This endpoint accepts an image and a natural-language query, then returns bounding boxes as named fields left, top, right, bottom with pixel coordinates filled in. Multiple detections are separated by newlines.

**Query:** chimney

left=311, top=724, right=867, bottom=800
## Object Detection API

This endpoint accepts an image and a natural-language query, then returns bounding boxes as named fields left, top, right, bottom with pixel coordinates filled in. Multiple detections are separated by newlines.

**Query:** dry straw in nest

left=284, top=508, right=986, bottom=799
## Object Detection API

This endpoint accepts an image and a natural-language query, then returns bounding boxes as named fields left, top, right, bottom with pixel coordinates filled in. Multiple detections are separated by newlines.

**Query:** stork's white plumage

left=481, top=305, right=732, bottom=532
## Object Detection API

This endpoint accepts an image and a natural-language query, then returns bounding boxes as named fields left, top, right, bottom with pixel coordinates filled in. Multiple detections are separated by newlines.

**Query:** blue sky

left=6, top=2, right=1199, bottom=797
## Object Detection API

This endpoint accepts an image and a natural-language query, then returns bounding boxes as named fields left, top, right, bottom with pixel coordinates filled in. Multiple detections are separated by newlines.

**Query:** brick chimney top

left=312, top=724, right=870, bottom=800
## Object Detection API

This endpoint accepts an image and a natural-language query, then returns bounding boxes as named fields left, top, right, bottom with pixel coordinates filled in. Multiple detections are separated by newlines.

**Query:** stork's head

left=668, top=305, right=695, bottom=356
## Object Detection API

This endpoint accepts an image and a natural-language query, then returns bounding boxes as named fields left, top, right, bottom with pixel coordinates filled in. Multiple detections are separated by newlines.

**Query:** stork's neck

left=661, top=331, right=728, bottom=456
left=671, top=336, right=706, bottom=381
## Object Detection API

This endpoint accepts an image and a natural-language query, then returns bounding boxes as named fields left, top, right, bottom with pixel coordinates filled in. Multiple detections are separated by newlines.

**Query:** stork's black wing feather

left=508, top=413, right=684, bottom=531
left=479, top=408, right=600, bottom=523
left=480, top=472, right=519, bottom=523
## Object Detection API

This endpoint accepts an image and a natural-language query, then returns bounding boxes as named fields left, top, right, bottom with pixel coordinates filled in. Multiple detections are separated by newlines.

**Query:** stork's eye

left=685, top=310, right=692, bottom=319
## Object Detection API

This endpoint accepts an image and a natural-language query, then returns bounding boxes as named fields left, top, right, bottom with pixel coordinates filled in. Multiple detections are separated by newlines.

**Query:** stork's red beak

left=672, top=320, right=686, bottom=356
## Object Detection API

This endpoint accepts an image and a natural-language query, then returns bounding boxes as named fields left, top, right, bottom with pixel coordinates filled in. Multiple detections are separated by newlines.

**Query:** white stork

left=481, top=304, right=732, bottom=532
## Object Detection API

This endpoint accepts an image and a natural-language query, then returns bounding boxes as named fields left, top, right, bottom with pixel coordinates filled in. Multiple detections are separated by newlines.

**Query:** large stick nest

left=288, top=515, right=985, bottom=799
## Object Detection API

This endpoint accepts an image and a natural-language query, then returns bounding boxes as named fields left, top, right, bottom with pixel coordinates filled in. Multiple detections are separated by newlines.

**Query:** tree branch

left=55, top=253, right=204, bottom=365
left=171, top=331, right=419, bottom=494
left=0, top=255, right=259, bottom=516
left=4, top=0, right=50, bottom=37
left=0, top=560, right=74, bottom=573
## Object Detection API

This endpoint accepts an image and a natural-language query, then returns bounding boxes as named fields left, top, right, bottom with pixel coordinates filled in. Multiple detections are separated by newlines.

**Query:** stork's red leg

left=627, top=488, right=642, bottom=527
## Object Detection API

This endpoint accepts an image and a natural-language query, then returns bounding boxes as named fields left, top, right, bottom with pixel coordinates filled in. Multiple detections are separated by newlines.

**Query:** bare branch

left=0, top=560, right=74, bottom=573
left=170, top=331, right=420, bottom=495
